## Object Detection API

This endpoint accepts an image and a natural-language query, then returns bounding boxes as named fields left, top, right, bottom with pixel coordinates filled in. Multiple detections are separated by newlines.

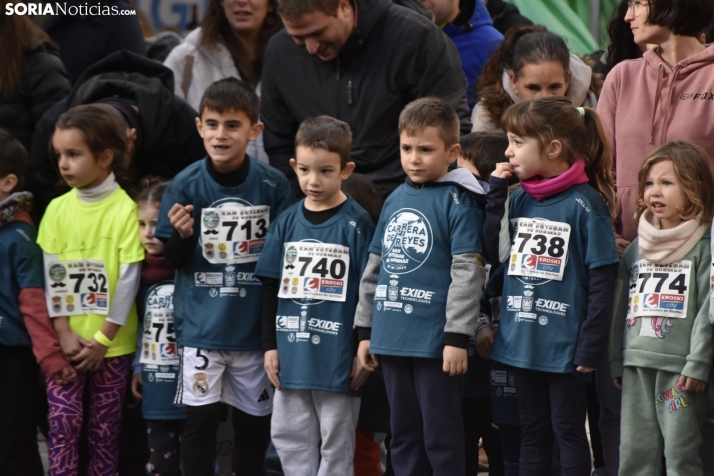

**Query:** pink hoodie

left=597, top=45, right=714, bottom=242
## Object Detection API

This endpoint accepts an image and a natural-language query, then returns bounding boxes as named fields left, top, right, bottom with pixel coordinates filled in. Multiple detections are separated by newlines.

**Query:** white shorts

left=175, top=346, right=273, bottom=416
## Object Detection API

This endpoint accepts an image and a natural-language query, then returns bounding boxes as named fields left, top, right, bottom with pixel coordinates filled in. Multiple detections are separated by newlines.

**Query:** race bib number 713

left=201, top=206, right=269, bottom=264
left=46, top=260, right=109, bottom=317
left=507, top=218, right=571, bottom=281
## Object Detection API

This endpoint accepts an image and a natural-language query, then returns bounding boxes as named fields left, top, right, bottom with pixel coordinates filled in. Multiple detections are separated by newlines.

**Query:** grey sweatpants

left=271, top=389, right=360, bottom=476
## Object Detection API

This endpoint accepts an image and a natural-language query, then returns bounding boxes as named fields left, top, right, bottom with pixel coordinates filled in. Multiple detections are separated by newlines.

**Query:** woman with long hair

left=0, top=7, right=70, bottom=152
left=164, top=0, right=282, bottom=163
left=472, top=25, right=602, bottom=133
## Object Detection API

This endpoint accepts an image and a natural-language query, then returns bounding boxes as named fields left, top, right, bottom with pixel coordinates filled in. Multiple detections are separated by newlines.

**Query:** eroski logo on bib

left=382, top=209, right=433, bottom=274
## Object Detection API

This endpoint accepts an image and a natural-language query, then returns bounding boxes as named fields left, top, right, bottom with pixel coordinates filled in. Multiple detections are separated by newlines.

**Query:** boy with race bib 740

left=254, top=116, right=375, bottom=475
left=355, top=97, right=488, bottom=475
left=154, top=78, right=292, bottom=476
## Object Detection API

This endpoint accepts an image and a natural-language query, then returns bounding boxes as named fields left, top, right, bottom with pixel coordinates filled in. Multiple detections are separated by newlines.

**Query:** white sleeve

left=106, top=262, right=141, bottom=326
left=42, top=252, right=60, bottom=318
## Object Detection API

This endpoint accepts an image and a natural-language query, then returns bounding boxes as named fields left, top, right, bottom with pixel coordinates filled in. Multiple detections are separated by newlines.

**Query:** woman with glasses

left=163, top=0, right=282, bottom=164
left=597, top=1, right=714, bottom=476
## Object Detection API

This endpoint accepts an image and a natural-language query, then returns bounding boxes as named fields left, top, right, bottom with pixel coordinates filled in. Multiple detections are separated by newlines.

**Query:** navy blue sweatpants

left=381, top=355, right=465, bottom=476
left=513, top=368, right=590, bottom=476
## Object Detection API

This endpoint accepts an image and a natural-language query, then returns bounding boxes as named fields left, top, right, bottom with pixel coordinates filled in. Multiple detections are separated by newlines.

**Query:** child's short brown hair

left=398, top=97, right=459, bottom=148
left=634, top=140, right=714, bottom=226
left=295, top=116, right=352, bottom=168
left=0, top=129, right=27, bottom=192
left=459, top=131, right=509, bottom=179
left=199, top=78, right=260, bottom=123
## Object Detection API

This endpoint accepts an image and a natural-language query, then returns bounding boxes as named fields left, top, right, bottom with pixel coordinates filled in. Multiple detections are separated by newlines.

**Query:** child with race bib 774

left=610, top=141, right=714, bottom=476
left=487, top=97, right=620, bottom=476
left=39, top=104, right=145, bottom=476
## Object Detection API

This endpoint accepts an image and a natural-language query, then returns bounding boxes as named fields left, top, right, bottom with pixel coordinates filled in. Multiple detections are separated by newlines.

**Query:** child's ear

left=289, top=158, right=298, bottom=174
left=341, top=161, right=356, bottom=180
left=545, top=140, right=563, bottom=160
left=0, top=174, right=18, bottom=194
left=195, top=117, right=204, bottom=138
left=98, top=149, right=114, bottom=169
left=250, top=121, right=265, bottom=141
left=447, top=143, right=461, bottom=163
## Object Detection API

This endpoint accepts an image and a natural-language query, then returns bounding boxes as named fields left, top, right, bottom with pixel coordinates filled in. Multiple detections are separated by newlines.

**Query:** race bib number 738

left=507, top=218, right=571, bottom=281
left=46, top=260, right=109, bottom=317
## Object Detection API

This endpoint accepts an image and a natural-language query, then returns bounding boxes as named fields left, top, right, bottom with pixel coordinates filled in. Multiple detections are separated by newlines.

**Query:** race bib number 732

left=46, top=260, right=109, bottom=317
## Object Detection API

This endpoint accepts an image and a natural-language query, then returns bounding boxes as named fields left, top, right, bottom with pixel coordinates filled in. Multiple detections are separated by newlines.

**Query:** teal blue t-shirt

left=490, top=184, right=619, bottom=373
left=254, top=198, right=375, bottom=393
left=369, top=183, right=485, bottom=359
left=154, top=157, right=293, bottom=351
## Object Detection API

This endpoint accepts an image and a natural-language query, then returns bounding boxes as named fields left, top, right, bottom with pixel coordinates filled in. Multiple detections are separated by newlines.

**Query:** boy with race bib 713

left=355, top=97, right=488, bottom=475
left=154, top=78, right=292, bottom=476
left=254, top=116, right=375, bottom=475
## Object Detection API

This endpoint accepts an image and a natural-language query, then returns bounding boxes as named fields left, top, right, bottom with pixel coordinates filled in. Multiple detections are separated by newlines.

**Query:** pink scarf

left=520, top=159, right=589, bottom=201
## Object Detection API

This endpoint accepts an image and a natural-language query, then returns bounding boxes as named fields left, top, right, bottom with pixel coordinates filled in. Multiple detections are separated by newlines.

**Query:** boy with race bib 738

left=154, top=78, right=292, bottom=476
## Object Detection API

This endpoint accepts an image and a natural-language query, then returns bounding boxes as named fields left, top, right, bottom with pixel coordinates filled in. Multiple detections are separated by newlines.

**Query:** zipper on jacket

left=347, top=80, right=353, bottom=105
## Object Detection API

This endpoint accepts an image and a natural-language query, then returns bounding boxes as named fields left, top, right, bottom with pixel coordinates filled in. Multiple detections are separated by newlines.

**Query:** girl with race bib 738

left=38, top=104, right=145, bottom=476
left=486, top=97, right=620, bottom=476
left=609, top=141, right=714, bottom=476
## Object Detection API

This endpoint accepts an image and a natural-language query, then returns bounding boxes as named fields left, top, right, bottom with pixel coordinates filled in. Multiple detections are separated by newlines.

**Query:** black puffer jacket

left=0, top=42, right=70, bottom=152
left=261, top=0, right=471, bottom=197
left=29, top=51, right=206, bottom=217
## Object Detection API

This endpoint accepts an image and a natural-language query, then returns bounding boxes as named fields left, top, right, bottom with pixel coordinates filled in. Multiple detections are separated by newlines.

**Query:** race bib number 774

left=46, top=260, right=109, bottom=317
left=627, top=260, right=691, bottom=319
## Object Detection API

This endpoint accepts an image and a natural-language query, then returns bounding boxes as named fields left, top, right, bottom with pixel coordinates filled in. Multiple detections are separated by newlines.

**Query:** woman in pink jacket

left=597, top=3, right=714, bottom=475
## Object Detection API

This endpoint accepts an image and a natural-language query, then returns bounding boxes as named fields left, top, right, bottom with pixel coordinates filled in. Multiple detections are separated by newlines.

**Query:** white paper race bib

left=279, top=242, right=350, bottom=302
left=627, top=259, right=691, bottom=319
left=201, top=206, right=269, bottom=264
left=46, top=260, right=109, bottom=317
left=507, top=218, right=570, bottom=281
left=140, top=283, right=179, bottom=365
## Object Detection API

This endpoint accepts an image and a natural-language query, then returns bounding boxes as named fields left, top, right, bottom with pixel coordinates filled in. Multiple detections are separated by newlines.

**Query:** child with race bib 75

left=610, top=141, right=714, bottom=476
left=39, top=104, right=145, bottom=476
left=487, top=97, right=620, bottom=476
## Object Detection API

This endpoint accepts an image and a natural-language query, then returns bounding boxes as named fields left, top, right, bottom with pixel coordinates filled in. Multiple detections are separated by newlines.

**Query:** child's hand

left=350, top=356, right=371, bottom=391
left=131, top=374, right=143, bottom=399
left=476, top=328, right=495, bottom=359
left=678, top=375, right=706, bottom=392
left=612, top=377, right=622, bottom=389
left=264, top=350, right=281, bottom=390
left=58, top=329, right=92, bottom=358
left=168, top=203, right=195, bottom=239
left=615, top=237, right=631, bottom=257
left=51, top=365, right=77, bottom=385
left=493, top=162, right=513, bottom=179
left=576, top=366, right=595, bottom=373
left=357, top=340, right=379, bottom=371
left=72, top=337, right=108, bottom=372
left=443, top=345, right=468, bottom=376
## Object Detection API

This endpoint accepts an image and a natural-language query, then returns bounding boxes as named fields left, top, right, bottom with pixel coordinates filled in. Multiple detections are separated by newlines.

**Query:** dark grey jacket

left=261, top=0, right=471, bottom=197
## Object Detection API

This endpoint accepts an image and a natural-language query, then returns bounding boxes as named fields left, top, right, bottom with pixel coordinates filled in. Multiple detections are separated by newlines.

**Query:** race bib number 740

left=280, top=242, right=350, bottom=302
left=507, top=218, right=571, bottom=281
left=627, top=260, right=691, bottom=319
left=46, top=260, right=109, bottom=317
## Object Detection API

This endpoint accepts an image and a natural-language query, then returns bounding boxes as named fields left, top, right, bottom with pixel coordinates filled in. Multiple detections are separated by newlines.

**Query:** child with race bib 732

left=131, top=180, right=186, bottom=476
left=487, top=97, right=620, bottom=476
left=39, top=104, right=145, bottom=476
left=610, top=141, right=714, bottom=476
